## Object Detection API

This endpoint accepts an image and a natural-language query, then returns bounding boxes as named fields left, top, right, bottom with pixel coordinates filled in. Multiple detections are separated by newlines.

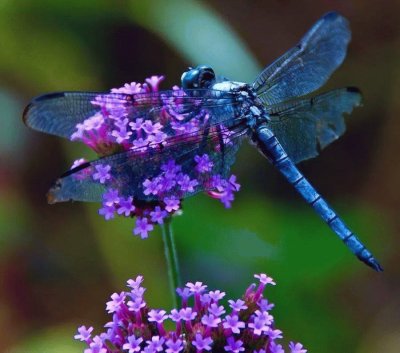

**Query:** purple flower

left=74, top=325, right=93, bottom=342
left=186, top=281, right=207, bottom=293
left=200, top=293, right=211, bottom=305
left=146, top=336, right=165, bottom=352
left=267, top=328, right=283, bottom=340
left=132, top=137, right=149, bottom=151
left=258, top=298, right=275, bottom=311
left=127, top=275, right=144, bottom=289
left=112, top=82, right=143, bottom=94
left=228, top=299, right=248, bottom=312
left=103, top=188, right=120, bottom=206
left=143, top=178, right=161, bottom=196
left=145, top=75, right=165, bottom=91
left=106, top=292, right=126, bottom=313
left=208, top=303, right=225, bottom=317
left=98, top=205, right=115, bottom=220
left=164, top=196, right=180, bottom=213
left=92, top=164, right=111, bottom=184
left=127, top=297, right=146, bottom=312
left=179, top=307, right=197, bottom=321
left=83, top=113, right=104, bottom=131
left=255, top=274, right=276, bottom=286
left=130, top=285, right=146, bottom=299
left=224, top=337, right=244, bottom=353
left=195, top=154, right=213, bottom=173
left=148, top=309, right=168, bottom=323
left=117, top=196, right=135, bottom=216
left=208, top=290, right=226, bottom=302
left=122, top=336, right=143, bottom=353
left=75, top=273, right=306, bottom=353
left=223, top=314, right=245, bottom=334
left=177, top=174, right=199, bottom=193
left=148, top=131, right=168, bottom=145
left=270, top=342, right=285, bottom=353
left=176, top=287, right=192, bottom=303
left=255, top=310, right=274, bottom=325
left=150, top=206, right=168, bottom=224
left=133, top=217, right=154, bottom=239
left=111, top=127, right=132, bottom=143
left=201, top=314, right=221, bottom=328
left=248, top=316, right=269, bottom=336
left=254, top=274, right=276, bottom=301
left=161, top=160, right=181, bottom=176
left=129, top=118, right=144, bottom=131
left=158, top=175, right=176, bottom=193
left=84, top=335, right=106, bottom=353
left=228, top=174, right=240, bottom=191
left=41, top=75, right=248, bottom=241
left=143, top=120, right=163, bottom=134
left=192, top=333, right=213, bottom=351
left=71, top=123, right=85, bottom=141
left=169, top=309, right=181, bottom=322
left=165, top=338, right=183, bottom=353
left=289, top=342, right=307, bottom=353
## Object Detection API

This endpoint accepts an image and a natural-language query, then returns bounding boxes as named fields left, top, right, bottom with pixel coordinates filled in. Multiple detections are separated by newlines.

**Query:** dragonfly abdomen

left=255, top=125, right=383, bottom=272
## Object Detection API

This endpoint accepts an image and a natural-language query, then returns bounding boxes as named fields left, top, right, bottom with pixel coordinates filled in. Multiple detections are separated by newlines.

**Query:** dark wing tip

left=23, top=92, right=67, bottom=127
left=323, top=11, right=340, bottom=21
left=321, top=11, right=349, bottom=29
left=346, top=86, right=361, bottom=94
left=60, top=161, right=92, bottom=178
left=346, top=86, right=363, bottom=106
left=22, top=102, right=33, bottom=126
left=34, top=92, right=66, bottom=102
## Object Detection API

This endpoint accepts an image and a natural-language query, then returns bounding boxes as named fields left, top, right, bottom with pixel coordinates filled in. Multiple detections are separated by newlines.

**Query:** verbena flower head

left=75, top=274, right=306, bottom=353
left=68, top=76, right=240, bottom=239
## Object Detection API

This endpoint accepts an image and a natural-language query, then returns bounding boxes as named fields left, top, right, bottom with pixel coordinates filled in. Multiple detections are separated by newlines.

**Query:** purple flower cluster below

left=75, top=274, right=306, bottom=353
left=69, top=76, right=241, bottom=238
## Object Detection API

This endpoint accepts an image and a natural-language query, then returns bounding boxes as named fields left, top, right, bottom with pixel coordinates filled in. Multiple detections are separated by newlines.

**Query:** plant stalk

left=161, top=217, right=181, bottom=307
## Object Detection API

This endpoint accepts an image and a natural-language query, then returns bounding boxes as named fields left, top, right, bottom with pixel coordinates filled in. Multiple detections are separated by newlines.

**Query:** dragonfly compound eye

left=197, top=65, right=215, bottom=88
left=181, top=65, right=215, bottom=89
left=181, top=68, right=200, bottom=89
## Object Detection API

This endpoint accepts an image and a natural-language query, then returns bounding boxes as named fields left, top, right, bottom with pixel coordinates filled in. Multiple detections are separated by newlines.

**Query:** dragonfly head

left=181, top=65, right=215, bottom=89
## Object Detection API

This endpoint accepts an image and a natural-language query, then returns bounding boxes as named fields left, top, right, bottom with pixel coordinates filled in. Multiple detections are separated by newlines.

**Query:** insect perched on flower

left=74, top=273, right=307, bottom=353
left=23, top=12, right=382, bottom=271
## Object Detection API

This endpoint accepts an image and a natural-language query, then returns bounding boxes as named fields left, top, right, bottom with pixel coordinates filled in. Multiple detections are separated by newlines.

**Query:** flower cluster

left=75, top=274, right=306, bottom=353
left=69, top=76, right=240, bottom=238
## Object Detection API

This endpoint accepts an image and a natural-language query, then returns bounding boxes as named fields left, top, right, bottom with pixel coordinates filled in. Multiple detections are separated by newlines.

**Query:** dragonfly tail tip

left=363, top=257, right=384, bottom=272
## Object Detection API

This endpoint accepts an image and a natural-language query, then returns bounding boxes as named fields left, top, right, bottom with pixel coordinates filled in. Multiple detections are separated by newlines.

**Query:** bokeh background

left=0, top=1, right=399, bottom=352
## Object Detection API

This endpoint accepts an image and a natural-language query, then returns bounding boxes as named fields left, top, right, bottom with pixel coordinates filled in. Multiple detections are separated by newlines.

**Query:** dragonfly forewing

left=253, top=12, right=351, bottom=105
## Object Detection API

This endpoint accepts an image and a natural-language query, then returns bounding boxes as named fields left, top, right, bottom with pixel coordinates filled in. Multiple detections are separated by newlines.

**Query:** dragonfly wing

left=23, top=92, right=106, bottom=139
left=47, top=113, right=247, bottom=203
left=253, top=12, right=351, bottom=105
left=265, top=87, right=362, bottom=164
left=23, top=89, right=239, bottom=139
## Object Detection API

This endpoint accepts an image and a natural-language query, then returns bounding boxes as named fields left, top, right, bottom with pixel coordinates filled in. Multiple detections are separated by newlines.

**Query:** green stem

left=161, top=217, right=181, bottom=307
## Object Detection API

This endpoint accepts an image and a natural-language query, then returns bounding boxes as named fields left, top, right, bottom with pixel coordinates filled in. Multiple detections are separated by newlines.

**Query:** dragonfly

left=23, top=12, right=382, bottom=271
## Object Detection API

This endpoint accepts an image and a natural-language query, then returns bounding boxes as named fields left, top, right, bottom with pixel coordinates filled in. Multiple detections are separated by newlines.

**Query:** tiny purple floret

left=92, top=164, right=111, bottom=184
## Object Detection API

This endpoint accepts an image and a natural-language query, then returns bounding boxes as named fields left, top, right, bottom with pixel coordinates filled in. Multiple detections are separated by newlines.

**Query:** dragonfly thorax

left=213, top=81, right=270, bottom=129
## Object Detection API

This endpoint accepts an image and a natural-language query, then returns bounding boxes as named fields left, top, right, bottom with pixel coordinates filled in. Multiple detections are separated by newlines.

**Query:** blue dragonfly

left=23, top=12, right=382, bottom=271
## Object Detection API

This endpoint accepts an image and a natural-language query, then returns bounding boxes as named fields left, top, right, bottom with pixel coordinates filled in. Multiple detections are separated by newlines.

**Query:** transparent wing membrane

left=266, top=88, right=362, bottom=163
left=48, top=123, right=247, bottom=203
left=23, top=89, right=239, bottom=139
left=253, top=12, right=351, bottom=105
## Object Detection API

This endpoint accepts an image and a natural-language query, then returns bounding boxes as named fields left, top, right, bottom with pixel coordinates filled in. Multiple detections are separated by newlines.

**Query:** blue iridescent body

left=23, top=12, right=382, bottom=271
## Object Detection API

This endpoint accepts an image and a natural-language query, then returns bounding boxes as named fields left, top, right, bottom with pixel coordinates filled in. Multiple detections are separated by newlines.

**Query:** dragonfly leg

left=255, top=125, right=383, bottom=272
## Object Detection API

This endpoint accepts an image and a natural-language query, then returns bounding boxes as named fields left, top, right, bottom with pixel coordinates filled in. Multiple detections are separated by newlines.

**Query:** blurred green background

left=0, top=0, right=399, bottom=352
